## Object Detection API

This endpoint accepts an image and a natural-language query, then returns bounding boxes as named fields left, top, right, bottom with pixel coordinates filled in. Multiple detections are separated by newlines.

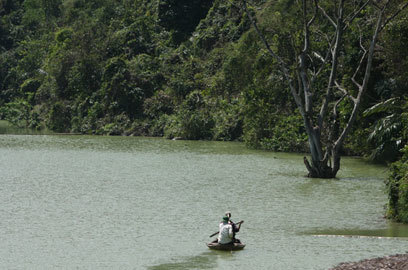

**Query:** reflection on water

left=148, top=250, right=242, bottom=270
left=147, top=252, right=220, bottom=270
left=308, top=222, right=408, bottom=238
left=0, top=120, right=52, bottom=135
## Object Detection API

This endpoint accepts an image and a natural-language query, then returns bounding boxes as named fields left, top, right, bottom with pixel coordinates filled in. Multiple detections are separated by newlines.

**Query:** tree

left=158, top=0, right=214, bottom=43
left=387, top=145, right=408, bottom=222
left=364, top=98, right=408, bottom=163
left=242, top=0, right=408, bottom=178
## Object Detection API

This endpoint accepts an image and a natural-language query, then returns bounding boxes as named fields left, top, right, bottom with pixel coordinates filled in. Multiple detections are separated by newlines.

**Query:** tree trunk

left=242, top=0, right=408, bottom=178
left=303, top=134, right=339, bottom=179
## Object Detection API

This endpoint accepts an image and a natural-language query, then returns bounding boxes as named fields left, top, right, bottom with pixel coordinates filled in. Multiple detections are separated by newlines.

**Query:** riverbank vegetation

left=1, top=0, right=408, bottom=218
left=242, top=0, right=407, bottom=178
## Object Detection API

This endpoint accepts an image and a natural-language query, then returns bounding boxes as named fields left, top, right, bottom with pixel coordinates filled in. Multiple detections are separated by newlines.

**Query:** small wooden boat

left=206, top=241, right=245, bottom=251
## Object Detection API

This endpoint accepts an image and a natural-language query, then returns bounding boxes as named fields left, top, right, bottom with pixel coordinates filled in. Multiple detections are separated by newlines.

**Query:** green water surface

left=0, top=134, right=407, bottom=269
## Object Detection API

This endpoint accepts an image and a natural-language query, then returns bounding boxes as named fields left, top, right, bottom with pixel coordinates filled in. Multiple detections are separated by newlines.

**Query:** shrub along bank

left=387, top=146, right=408, bottom=223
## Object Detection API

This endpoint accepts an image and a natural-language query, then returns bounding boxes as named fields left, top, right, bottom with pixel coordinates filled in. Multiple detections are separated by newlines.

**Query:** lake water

left=1, top=134, right=408, bottom=269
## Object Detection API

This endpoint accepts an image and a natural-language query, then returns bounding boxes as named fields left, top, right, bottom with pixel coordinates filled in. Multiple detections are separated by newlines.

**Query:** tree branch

left=380, top=2, right=408, bottom=32
left=335, top=1, right=385, bottom=150
left=318, top=0, right=345, bottom=130
left=334, top=80, right=348, bottom=95
left=334, top=81, right=357, bottom=103
left=343, top=0, right=371, bottom=31
left=302, top=0, right=309, bottom=53
left=311, top=34, right=336, bottom=83
left=242, top=1, right=284, bottom=68
left=308, top=0, right=319, bottom=28
left=318, top=4, right=337, bottom=28
left=300, top=0, right=319, bottom=113
left=242, top=0, right=305, bottom=115
left=351, top=50, right=367, bottom=89
left=312, top=51, right=325, bottom=63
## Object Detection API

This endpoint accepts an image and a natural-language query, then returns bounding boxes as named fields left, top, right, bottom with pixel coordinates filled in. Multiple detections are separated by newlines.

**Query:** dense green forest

left=1, top=0, right=408, bottom=220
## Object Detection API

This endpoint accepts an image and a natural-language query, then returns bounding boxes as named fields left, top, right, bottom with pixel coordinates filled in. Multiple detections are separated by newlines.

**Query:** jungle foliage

left=1, top=0, right=408, bottom=218
left=387, top=145, right=408, bottom=223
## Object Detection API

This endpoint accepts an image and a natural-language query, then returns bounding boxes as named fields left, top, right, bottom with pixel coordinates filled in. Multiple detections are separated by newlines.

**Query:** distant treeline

left=1, top=0, right=408, bottom=221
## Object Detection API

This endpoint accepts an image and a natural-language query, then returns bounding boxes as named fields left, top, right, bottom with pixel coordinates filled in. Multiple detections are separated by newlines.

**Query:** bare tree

left=241, top=0, right=408, bottom=178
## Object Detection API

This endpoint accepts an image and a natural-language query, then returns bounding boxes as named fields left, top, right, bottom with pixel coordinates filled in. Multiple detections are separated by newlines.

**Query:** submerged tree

left=241, top=0, right=408, bottom=178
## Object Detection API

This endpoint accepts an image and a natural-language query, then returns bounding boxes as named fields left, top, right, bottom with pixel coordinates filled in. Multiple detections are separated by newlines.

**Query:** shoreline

left=329, top=254, right=408, bottom=270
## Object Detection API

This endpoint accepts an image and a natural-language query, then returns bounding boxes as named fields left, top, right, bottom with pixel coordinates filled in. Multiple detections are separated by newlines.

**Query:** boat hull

left=206, top=242, right=245, bottom=251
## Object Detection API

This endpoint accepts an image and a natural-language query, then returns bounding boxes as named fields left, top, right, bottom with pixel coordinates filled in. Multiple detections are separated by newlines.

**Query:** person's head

left=222, top=216, right=229, bottom=223
left=225, top=211, right=231, bottom=218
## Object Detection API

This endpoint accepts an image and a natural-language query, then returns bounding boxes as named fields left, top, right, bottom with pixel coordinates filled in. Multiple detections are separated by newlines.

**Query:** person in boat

left=225, top=211, right=243, bottom=243
left=217, top=216, right=234, bottom=244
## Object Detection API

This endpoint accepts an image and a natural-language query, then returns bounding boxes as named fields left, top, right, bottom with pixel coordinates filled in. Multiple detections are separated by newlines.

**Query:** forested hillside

left=0, top=0, right=305, bottom=147
left=1, top=1, right=408, bottom=218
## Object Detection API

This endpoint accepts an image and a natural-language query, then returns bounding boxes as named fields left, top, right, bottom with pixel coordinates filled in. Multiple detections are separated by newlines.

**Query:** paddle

left=209, top=220, right=244, bottom=237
